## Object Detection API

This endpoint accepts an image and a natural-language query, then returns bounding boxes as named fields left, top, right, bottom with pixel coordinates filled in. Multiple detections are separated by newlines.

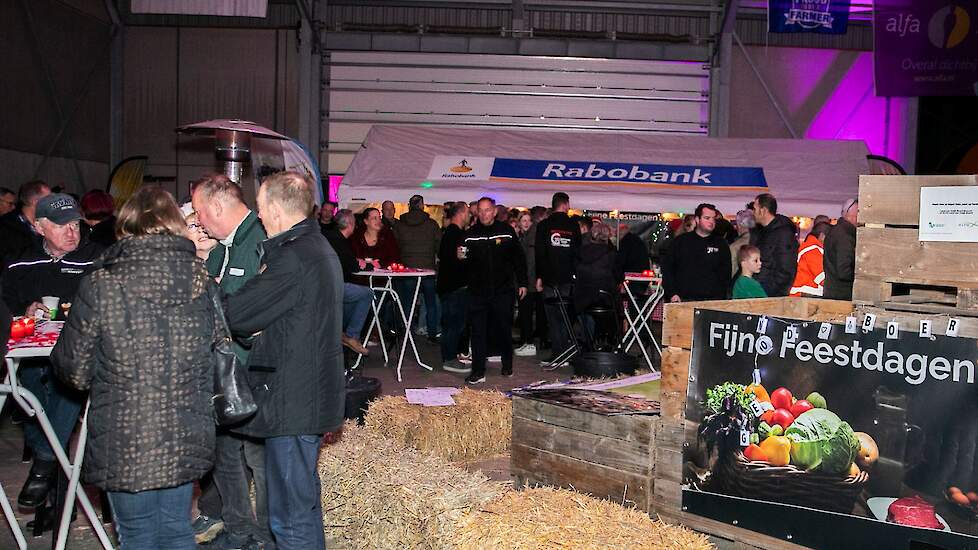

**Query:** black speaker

left=571, top=351, right=638, bottom=378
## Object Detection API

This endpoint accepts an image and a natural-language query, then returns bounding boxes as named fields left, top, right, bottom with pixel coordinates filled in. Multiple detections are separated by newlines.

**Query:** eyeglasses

left=187, top=223, right=202, bottom=231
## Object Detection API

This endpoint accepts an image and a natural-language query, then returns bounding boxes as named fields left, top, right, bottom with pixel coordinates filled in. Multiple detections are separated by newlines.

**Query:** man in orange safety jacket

left=789, top=221, right=832, bottom=297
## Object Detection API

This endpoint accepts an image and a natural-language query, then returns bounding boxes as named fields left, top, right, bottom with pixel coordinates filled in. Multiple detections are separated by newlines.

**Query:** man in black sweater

left=437, top=202, right=471, bottom=373
left=2, top=193, right=104, bottom=509
left=661, top=203, right=731, bottom=302
left=323, top=209, right=371, bottom=356
left=534, top=192, right=581, bottom=365
left=461, top=197, right=527, bottom=384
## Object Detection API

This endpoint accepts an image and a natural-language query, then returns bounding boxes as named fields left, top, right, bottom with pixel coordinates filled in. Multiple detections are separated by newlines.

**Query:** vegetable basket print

left=682, top=309, right=978, bottom=547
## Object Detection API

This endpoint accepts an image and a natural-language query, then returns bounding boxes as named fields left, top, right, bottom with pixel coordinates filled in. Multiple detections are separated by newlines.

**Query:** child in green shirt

left=732, top=245, right=767, bottom=299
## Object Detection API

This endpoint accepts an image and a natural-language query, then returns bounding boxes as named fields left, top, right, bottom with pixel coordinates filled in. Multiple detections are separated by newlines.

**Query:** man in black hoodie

left=461, top=197, right=527, bottom=384
left=534, top=192, right=581, bottom=364
left=750, top=193, right=799, bottom=297
left=661, top=203, right=731, bottom=302
left=437, top=201, right=471, bottom=373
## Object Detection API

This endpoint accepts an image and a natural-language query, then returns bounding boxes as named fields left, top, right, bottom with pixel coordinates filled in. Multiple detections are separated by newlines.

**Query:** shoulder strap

left=207, top=281, right=232, bottom=339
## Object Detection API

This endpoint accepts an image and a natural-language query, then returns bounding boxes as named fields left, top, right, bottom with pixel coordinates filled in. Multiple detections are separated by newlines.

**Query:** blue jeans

left=265, top=435, right=325, bottom=550
left=395, top=277, right=439, bottom=336
left=108, top=483, right=195, bottom=550
left=343, top=283, right=373, bottom=338
left=439, top=287, right=468, bottom=362
left=20, top=362, right=84, bottom=461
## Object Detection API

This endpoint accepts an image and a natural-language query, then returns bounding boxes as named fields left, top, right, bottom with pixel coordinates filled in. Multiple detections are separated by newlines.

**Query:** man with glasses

left=2, top=193, right=104, bottom=512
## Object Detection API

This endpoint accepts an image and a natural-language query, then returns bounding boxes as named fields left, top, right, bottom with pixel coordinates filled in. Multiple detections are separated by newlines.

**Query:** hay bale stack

left=318, top=422, right=506, bottom=549
left=364, top=388, right=511, bottom=462
left=456, top=487, right=714, bottom=550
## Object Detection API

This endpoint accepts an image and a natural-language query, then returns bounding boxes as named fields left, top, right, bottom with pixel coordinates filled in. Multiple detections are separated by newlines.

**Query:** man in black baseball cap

left=2, top=192, right=106, bottom=509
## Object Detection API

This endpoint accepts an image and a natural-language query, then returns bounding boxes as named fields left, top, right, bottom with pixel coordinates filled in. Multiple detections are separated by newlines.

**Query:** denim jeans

left=265, top=435, right=325, bottom=550
left=343, top=283, right=373, bottom=339
left=197, top=431, right=270, bottom=543
left=395, top=277, right=440, bottom=336
left=108, top=482, right=195, bottom=550
left=19, top=362, right=84, bottom=461
left=439, top=287, right=468, bottom=362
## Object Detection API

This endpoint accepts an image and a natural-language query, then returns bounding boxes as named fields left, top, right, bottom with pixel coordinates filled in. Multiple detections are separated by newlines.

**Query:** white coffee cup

left=41, top=296, right=60, bottom=319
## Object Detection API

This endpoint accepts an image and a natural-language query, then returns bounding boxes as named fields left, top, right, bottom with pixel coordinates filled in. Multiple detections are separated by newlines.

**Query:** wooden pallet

left=854, top=175, right=978, bottom=309
left=510, top=395, right=658, bottom=514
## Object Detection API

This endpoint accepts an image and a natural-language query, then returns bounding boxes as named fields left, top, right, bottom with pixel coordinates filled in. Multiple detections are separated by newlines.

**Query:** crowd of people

left=0, top=173, right=860, bottom=549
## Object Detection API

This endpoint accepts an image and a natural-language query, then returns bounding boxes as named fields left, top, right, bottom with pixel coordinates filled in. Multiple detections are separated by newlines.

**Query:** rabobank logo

left=427, top=156, right=494, bottom=181
left=489, top=158, right=768, bottom=190
left=928, top=4, right=970, bottom=48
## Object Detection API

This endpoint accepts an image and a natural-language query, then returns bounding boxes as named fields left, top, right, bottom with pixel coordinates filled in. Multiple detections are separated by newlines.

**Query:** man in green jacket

left=191, top=174, right=269, bottom=549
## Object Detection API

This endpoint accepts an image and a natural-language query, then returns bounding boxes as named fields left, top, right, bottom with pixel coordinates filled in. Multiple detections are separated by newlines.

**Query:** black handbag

left=208, top=283, right=258, bottom=425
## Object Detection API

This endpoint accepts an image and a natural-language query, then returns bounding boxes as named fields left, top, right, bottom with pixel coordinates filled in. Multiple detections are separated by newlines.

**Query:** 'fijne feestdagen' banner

left=684, top=309, right=977, bottom=548
left=769, top=0, right=851, bottom=34
left=427, top=156, right=768, bottom=190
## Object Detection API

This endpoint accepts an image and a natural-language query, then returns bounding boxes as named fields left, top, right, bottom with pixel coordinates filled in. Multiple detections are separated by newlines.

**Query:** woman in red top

left=351, top=207, right=401, bottom=269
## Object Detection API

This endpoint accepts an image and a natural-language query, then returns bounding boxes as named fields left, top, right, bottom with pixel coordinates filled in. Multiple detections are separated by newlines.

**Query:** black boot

left=18, top=458, right=56, bottom=508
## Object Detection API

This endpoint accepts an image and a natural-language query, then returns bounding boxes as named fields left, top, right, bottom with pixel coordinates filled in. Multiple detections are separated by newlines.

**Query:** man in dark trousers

left=823, top=198, right=858, bottom=300
left=2, top=193, right=104, bottom=509
left=225, top=172, right=344, bottom=549
left=437, top=201, right=471, bottom=373
left=661, top=203, right=731, bottom=302
left=750, top=193, right=799, bottom=297
left=191, top=174, right=270, bottom=549
left=460, top=197, right=527, bottom=384
left=534, top=192, right=581, bottom=366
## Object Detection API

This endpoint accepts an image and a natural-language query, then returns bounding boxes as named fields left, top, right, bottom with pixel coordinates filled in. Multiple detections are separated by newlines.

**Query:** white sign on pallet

left=919, top=186, right=978, bottom=242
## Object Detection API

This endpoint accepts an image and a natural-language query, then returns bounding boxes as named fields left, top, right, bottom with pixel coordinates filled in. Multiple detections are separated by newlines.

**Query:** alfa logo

left=928, top=4, right=970, bottom=49
left=449, top=159, right=473, bottom=173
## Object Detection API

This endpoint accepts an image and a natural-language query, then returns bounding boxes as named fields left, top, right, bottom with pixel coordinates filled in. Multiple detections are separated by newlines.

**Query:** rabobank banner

left=488, top=158, right=768, bottom=190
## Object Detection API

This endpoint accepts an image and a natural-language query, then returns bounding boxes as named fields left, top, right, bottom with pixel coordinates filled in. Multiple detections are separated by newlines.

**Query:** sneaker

left=442, top=360, right=471, bottom=374
left=514, top=343, right=537, bottom=356
left=192, top=514, right=225, bottom=544
left=501, top=365, right=513, bottom=377
left=206, top=531, right=261, bottom=550
left=541, top=359, right=570, bottom=371
left=457, top=353, right=472, bottom=365
left=416, top=326, right=428, bottom=337
left=427, top=334, right=440, bottom=344
left=488, top=356, right=502, bottom=363
left=465, top=373, right=486, bottom=385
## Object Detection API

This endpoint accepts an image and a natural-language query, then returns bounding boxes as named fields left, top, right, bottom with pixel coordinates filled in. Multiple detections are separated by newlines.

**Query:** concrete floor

left=0, top=335, right=578, bottom=549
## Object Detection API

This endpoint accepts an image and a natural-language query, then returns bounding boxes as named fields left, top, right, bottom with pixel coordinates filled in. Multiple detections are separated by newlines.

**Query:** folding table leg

left=0, top=481, right=27, bottom=549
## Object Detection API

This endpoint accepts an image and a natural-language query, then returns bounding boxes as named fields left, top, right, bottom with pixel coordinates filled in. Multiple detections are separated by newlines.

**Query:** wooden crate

left=511, top=394, right=657, bottom=514
left=854, top=175, right=978, bottom=308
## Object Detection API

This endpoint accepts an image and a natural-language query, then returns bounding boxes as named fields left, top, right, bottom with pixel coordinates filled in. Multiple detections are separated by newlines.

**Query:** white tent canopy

left=340, top=126, right=868, bottom=216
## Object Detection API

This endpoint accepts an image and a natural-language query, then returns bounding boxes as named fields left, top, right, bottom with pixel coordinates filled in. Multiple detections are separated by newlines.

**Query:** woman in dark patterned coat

left=52, top=186, right=216, bottom=550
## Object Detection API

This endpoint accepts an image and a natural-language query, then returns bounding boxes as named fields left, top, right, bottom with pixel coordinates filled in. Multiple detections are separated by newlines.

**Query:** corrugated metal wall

left=325, top=51, right=711, bottom=174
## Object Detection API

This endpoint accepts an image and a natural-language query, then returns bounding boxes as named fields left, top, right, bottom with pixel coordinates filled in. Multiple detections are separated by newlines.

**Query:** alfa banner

left=874, top=0, right=978, bottom=97
left=768, top=0, right=851, bottom=34
left=684, top=309, right=978, bottom=548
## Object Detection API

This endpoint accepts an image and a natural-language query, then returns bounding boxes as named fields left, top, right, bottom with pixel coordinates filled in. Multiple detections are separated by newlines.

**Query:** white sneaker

left=488, top=356, right=502, bottom=363
left=457, top=353, right=472, bottom=365
left=514, top=344, right=537, bottom=357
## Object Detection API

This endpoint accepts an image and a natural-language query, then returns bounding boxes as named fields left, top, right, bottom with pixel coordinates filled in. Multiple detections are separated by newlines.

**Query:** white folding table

left=2, top=322, right=113, bottom=550
left=352, top=269, right=435, bottom=382
left=619, top=274, right=664, bottom=372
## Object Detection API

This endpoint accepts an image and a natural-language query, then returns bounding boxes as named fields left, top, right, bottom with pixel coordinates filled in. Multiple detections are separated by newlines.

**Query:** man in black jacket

left=0, top=180, right=51, bottom=269
left=225, top=172, right=344, bottom=550
left=437, top=201, right=471, bottom=373
left=823, top=198, right=858, bottom=300
left=534, top=192, right=581, bottom=365
left=461, top=197, right=527, bottom=384
left=325, top=208, right=371, bottom=355
left=2, top=193, right=104, bottom=508
left=661, top=203, right=731, bottom=302
left=750, top=193, right=799, bottom=297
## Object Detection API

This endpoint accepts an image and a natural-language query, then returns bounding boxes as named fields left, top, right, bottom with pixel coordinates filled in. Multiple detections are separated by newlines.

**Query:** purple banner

left=874, top=0, right=978, bottom=97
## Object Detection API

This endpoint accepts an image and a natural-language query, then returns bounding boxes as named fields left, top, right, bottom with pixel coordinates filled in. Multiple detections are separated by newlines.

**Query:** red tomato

left=771, top=408, right=795, bottom=431
left=790, top=400, right=814, bottom=418
left=770, top=387, right=793, bottom=411
left=760, top=409, right=776, bottom=425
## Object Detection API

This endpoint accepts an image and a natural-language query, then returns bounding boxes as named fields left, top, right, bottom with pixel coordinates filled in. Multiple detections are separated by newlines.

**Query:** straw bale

left=364, top=388, right=511, bottom=462
left=456, top=487, right=714, bottom=550
left=318, top=422, right=506, bottom=549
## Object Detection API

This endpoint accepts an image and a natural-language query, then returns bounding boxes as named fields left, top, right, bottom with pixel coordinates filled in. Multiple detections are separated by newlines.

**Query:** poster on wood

left=683, top=309, right=978, bottom=547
